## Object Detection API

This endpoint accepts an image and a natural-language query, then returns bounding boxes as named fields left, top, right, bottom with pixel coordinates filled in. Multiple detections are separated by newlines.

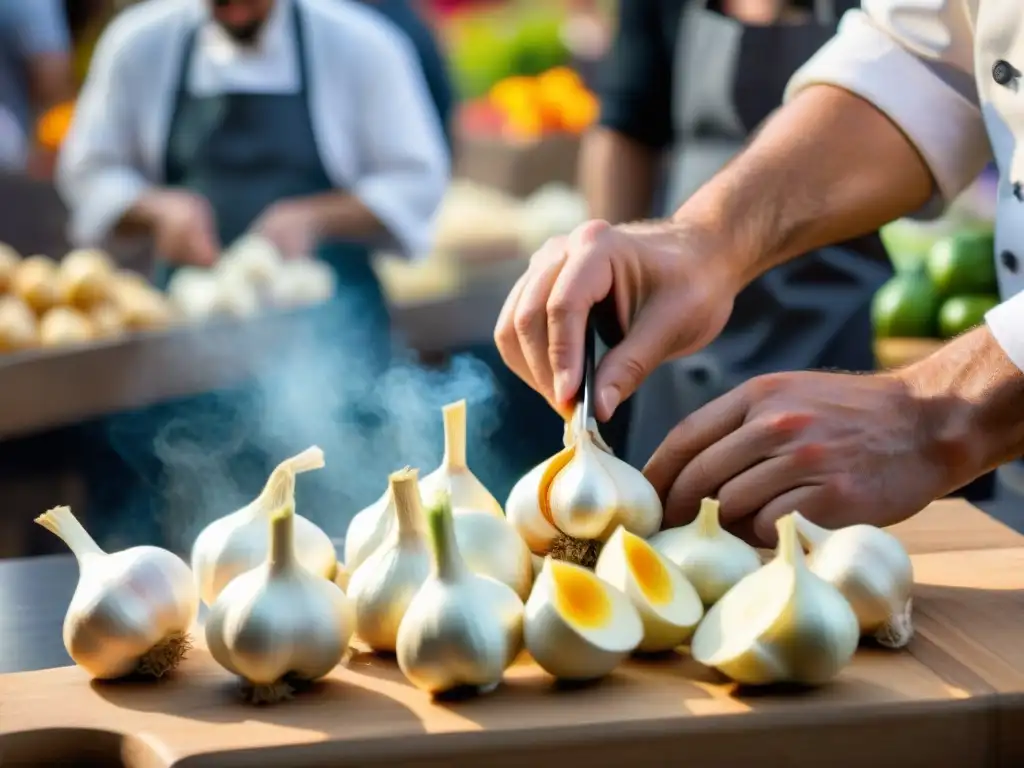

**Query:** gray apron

left=625, top=0, right=893, bottom=467
left=83, top=3, right=394, bottom=549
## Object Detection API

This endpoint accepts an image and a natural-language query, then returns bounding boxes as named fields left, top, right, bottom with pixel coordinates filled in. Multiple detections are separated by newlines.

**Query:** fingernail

left=599, top=386, right=620, bottom=417
left=554, top=371, right=573, bottom=403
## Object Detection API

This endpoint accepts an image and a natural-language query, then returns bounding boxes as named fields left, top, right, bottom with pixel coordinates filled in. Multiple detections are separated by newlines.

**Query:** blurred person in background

left=578, top=0, right=895, bottom=469
left=57, top=0, right=448, bottom=545
left=0, top=0, right=74, bottom=176
left=358, top=0, right=456, bottom=149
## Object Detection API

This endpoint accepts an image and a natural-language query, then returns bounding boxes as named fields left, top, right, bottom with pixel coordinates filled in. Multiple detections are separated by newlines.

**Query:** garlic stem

left=256, top=446, right=326, bottom=512
left=695, top=498, right=722, bottom=538
left=269, top=505, right=296, bottom=575
left=34, top=505, right=104, bottom=561
left=791, top=512, right=829, bottom=548
left=442, top=400, right=468, bottom=470
left=776, top=513, right=804, bottom=568
left=425, top=492, right=467, bottom=582
left=390, top=467, right=426, bottom=544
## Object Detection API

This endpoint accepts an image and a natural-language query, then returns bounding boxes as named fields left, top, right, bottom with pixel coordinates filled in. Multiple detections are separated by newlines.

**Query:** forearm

left=580, top=128, right=660, bottom=224
left=899, top=327, right=1024, bottom=489
left=305, top=191, right=386, bottom=240
left=676, top=84, right=934, bottom=290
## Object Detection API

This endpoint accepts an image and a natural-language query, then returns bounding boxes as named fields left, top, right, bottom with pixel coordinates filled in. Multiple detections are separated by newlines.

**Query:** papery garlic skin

left=348, top=468, right=432, bottom=652
left=191, top=446, right=336, bottom=606
left=419, top=399, right=503, bottom=518
left=206, top=503, right=354, bottom=703
left=792, top=512, right=915, bottom=649
left=648, top=498, right=761, bottom=606
left=35, top=506, right=198, bottom=680
left=343, top=488, right=395, bottom=573
left=525, top=557, right=643, bottom=681
left=453, top=509, right=534, bottom=601
left=396, top=491, right=524, bottom=696
left=595, top=526, right=703, bottom=652
left=691, top=513, right=859, bottom=686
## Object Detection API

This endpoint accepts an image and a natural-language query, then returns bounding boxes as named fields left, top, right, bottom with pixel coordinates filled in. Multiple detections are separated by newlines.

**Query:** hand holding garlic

left=506, top=402, right=662, bottom=568
left=35, top=505, right=198, bottom=680
left=396, top=491, right=524, bottom=697
left=191, top=446, right=337, bottom=605
left=792, top=512, right=915, bottom=648
left=205, top=500, right=354, bottom=704
left=691, top=512, right=859, bottom=686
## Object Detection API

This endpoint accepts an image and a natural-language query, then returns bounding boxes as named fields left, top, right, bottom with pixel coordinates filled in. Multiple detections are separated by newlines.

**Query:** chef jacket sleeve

left=55, top=16, right=151, bottom=247
left=596, top=0, right=675, bottom=150
left=784, top=0, right=992, bottom=216
left=349, top=21, right=449, bottom=260
left=987, top=293, right=1024, bottom=373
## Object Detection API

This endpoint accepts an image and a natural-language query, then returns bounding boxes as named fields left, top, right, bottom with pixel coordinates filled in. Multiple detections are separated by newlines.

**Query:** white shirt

left=56, top=0, right=449, bottom=259
left=783, top=0, right=1024, bottom=373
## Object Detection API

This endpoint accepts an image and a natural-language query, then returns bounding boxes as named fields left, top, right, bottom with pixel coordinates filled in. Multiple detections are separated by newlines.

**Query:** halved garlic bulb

left=191, top=446, right=336, bottom=606
left=419, top=399, right=503, bottom=518
left=396, top=491, right=524, bottom=696
left=205, top=501, right=354, bottom=704
left=691, top=513, right=859, bottom=686
left=506, top=404, right=662, bottom=568
left=347, top=467, right=431, bottom=652
left=792, top=512, right=914, bottom=649
left=595, top=526, right=703, bottom=652
left=35, top=505, right=198, bottom=680
left=452, top=510, right=534, bottom=601
left=648, top=497, right=761, bottom=606
left=343, top=486, right=395, bottom=574
left=525, top=556, right=643, bottom=681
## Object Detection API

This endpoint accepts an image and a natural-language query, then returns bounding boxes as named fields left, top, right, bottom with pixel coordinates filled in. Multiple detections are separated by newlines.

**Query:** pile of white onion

left=166, top=235, right=336, bottom=323
left=38, top=398, right=916, bottom=702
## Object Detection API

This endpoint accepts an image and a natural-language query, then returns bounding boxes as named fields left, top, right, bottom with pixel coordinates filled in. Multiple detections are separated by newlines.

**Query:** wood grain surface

left=2, top=499, right=1022, bottom=768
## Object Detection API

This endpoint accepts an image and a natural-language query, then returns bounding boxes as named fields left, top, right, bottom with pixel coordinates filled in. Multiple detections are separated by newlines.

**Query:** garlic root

left=133, top=631, right=193, bottom=678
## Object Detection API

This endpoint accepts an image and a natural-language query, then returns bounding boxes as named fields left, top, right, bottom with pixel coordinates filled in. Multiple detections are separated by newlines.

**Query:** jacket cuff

left=353, top=177, right=442, bottom=261
left=986, top=292, right=1024, bottom=373
left=63, top=171, right=151, bottom=247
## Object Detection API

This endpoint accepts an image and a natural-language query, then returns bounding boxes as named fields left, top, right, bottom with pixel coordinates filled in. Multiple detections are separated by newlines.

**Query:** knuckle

left=762, top=411, right=814, bottom=438
left=545, top=295, right=576, bottom=325
left=513, top=304, right=543, bottom=336
left=747, top=372, right=787, bottom=400
left=615, top=354, right=649, bottom=389
left=530, top=236, right=567, bottom=266
left=792, top=441, right=826, bottom=468
left=493, top=319, right=517, bottom=352
left=571, top=219, right=612, bottom=248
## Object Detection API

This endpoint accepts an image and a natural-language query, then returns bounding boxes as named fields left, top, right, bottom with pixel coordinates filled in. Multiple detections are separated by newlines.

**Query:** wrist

left=894, top=325, right=1024, bottom=486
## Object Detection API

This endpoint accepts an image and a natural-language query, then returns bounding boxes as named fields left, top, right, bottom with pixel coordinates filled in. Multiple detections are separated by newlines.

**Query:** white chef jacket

left=56, top=0, right=449, bottom=260
left=784, top=0, right=1024, bottom=373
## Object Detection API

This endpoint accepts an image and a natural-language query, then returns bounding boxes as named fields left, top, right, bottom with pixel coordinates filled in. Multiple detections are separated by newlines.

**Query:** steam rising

left=100, top=299, right=503, bottom=555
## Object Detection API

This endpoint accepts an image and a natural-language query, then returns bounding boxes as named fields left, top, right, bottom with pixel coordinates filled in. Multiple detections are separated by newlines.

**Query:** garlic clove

left=792, top=512, right=915, bottom=649
left=690, top=512, right=860, bottom=686
left=396, top=491, right=524, bottom=697
left=524, top=556, right=643, bottom=681
left=419, top=399, right=503, bottom=518
left=590, top=447, right=663, bottom=540
left=343, top=487, right=396, bottom=573
left=35, top=505, right=199, bottom=680
left=347, top=468, right=432, bottom=653
left=506, top=457, right=562, bottom=554
left=595, top=526, right=703, bottom=653
left=452, top=508, right=534, bottom=601
left=191, top=446, right=337, bottom=606
left=205, top=501, right=354, bottom=704
left=648, top=497, right=761, bottom=606
left=546, top=432, right=620, bottom=541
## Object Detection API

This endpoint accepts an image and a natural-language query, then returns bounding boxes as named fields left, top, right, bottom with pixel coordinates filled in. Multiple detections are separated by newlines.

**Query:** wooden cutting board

left=2, top=499, right=1023, bottom=768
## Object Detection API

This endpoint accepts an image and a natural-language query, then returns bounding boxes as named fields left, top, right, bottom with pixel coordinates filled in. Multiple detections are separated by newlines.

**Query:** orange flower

left=36, top=101, right=76, bottom=151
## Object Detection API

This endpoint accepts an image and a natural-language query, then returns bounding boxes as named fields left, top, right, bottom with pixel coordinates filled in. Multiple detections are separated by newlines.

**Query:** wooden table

left=2, top=499, right=1023, bottom=767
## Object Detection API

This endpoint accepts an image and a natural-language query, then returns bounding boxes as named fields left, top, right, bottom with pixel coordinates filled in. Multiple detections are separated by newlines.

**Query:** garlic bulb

left=39, top=306, right=94, bottom=347
left=167, top=267, right=221, bottom=321
left=0, top=295, right=39, bottom=351
left=218, top=234, right=284, bottom=301
left=648, top=497, right=761, bottom=606
left=525, top=556, right=643, bottom=681
left=792, top=512, right=915, bottom=649
left=35, top=505, right=198, bottom=680
left=205, top=501, right=355, bottom=704
left=11, top=254, right=60, bottom=313
left=191, top=446, right=337, bottom=606
left=58, top=248, right=115, bottom=309
left=396, top=491, right=524, bottom=696
left=506, top=403, right=662, bottom=568
left=89, top=303, right=127, bottom=339
left=347, top=467, right=431, bottom=652
left=419, top=399, right=503, bottom=518
left=270, top=258, right=337, bottom=309
left=452, top=510, right=534, bottom=601
left=595, top=526, right=703, bottom=652
left=691, top=513, right=859, bottom=686
left=0, top=241, right=20, bottom=291
left=343, top=486, right=395, bottom=574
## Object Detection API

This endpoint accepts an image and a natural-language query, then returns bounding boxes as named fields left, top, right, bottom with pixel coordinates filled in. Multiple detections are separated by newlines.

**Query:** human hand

left=150, top=190, right=219, bottom=266
left=493, top=218, right=740, bottom=419
left=643, top=369, right=976, bottom=546
left=250, top=198, right=322, bottom=259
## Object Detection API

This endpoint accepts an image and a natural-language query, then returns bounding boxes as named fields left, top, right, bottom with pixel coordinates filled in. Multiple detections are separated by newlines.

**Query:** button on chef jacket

left=56, top=0, right=449, bottom=260
left=784, top=0, right=1024, bottom=372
